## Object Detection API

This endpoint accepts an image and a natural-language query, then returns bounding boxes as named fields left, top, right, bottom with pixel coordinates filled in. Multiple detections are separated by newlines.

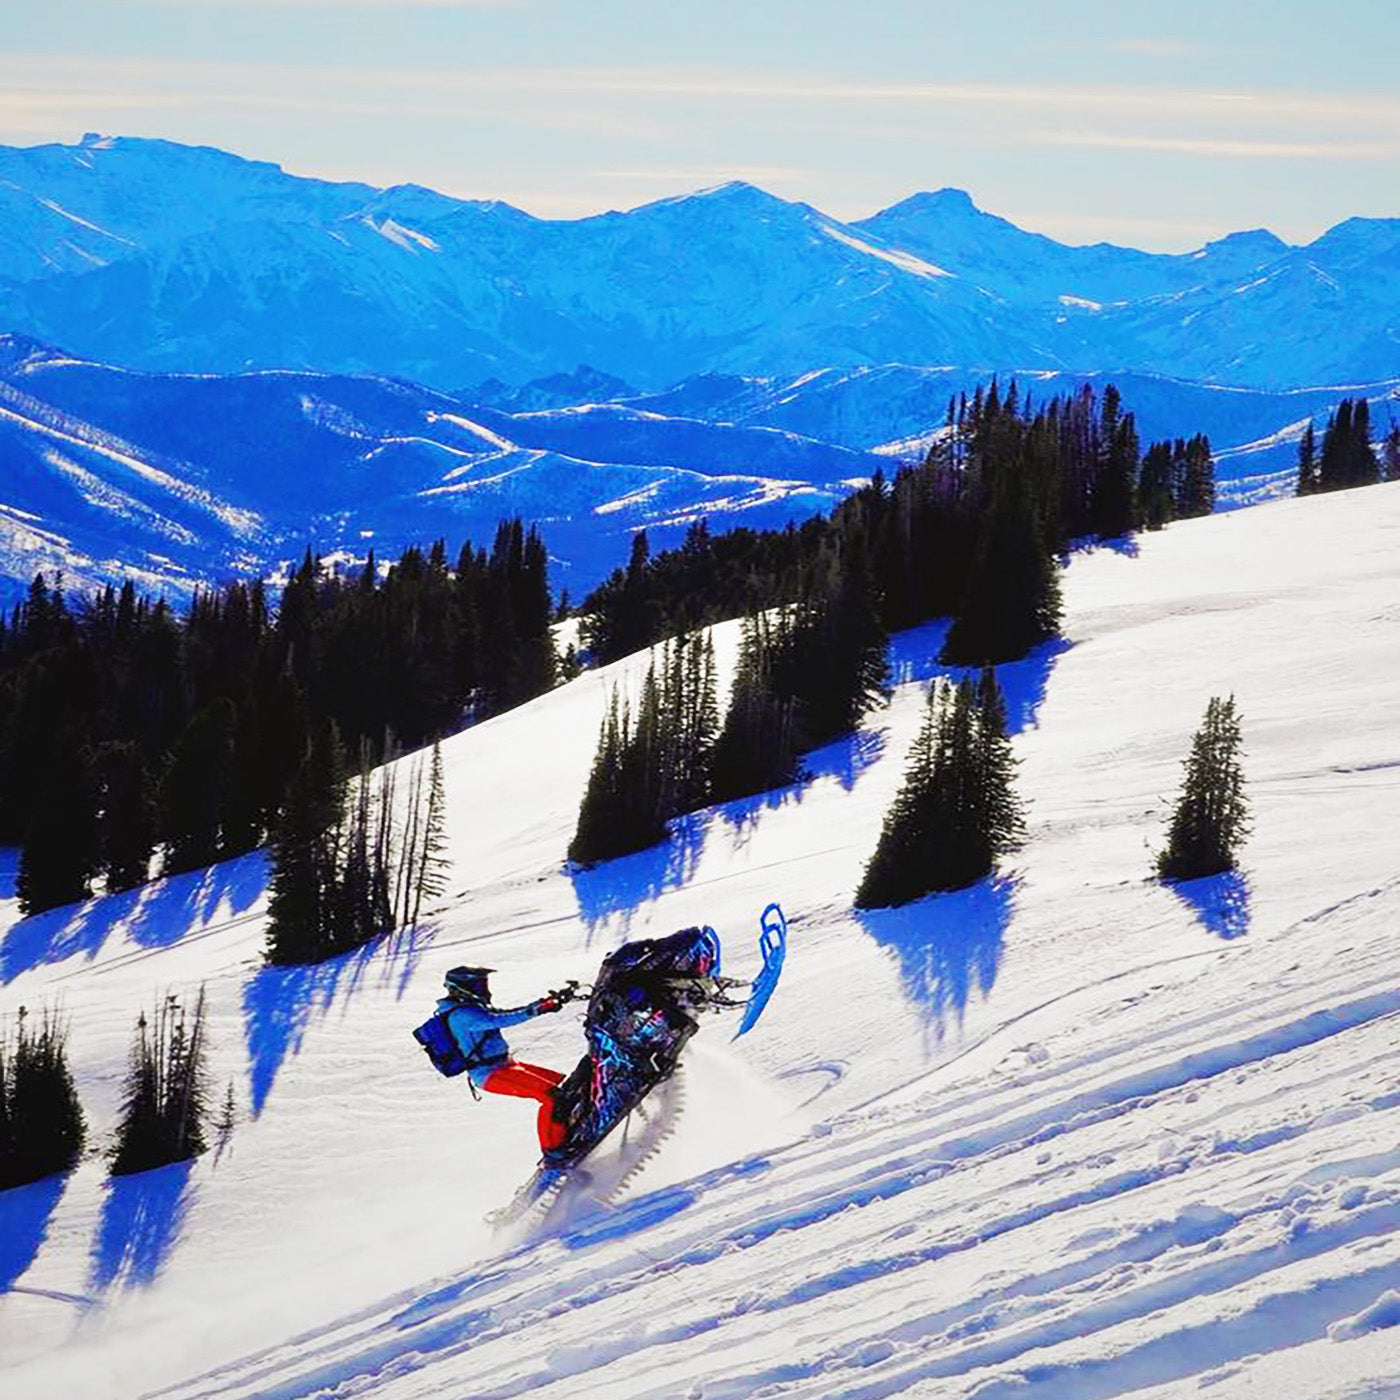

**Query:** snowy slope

left=3, top=136, right=1399, bottom=391
left=2, top=483, right=1400, bottom=1399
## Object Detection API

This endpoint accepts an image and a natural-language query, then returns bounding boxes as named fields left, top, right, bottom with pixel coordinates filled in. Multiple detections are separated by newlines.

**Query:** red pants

left=480, top=1061, right=566, bottom=1151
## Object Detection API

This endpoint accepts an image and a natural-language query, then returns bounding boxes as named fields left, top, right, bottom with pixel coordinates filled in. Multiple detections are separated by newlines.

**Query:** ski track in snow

left=3, top=483, right=1400, bottom=1400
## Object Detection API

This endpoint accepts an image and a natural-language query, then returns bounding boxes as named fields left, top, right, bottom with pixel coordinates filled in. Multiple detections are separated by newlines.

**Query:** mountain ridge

left=1, top=135, right=1396, bottom=392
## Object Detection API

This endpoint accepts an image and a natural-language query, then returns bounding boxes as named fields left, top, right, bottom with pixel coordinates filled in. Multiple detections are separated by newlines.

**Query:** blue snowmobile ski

left=493, top=907, right=786, bottom=1220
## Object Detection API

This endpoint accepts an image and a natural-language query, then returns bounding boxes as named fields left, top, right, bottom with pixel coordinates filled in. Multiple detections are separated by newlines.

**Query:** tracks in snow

left=148, top=892, right=1400, bottom=1400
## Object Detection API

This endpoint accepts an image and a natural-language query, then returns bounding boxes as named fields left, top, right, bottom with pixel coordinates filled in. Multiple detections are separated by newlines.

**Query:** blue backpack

left=412, top=1011, right=470, bottom=1078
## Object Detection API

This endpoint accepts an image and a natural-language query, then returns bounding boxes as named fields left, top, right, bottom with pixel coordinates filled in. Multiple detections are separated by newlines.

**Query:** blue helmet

left=444, top=965, right=493, bottom=1001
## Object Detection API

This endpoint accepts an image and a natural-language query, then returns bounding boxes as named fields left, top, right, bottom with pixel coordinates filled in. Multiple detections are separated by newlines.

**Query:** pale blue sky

left=3, top=0, right=1397, bottom=248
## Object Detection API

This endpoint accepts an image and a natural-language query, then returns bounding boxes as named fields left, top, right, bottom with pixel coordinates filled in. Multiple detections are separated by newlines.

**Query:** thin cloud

left=6, top=55, right=1400, bottom=129
left=141, top=1, right=522, bottom=7
left=594, top=166, right=808, bottom=187
left=1031, top=130, right=1398, bottom=160
left=1105, top=38, right=1198, bottom=57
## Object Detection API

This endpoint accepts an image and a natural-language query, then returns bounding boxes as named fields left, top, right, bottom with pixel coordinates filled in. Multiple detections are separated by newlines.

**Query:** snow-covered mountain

left=2, top=480, right=1399, bottom=1399
left=0, top=335, right=876, bottom=607
left=2, top=135, right=1398, bottom=392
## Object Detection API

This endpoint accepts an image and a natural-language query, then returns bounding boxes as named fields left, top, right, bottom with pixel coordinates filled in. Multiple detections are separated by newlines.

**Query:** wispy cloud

left=1104, top=38, right=1198, bottom=57
left=594, top=165, right=808, bottom=188
left=1029, top=131, right=1398, bottom=160
left=6, top=56, right=1400, bottom=128
left=140, top=0, right=522, bottom=7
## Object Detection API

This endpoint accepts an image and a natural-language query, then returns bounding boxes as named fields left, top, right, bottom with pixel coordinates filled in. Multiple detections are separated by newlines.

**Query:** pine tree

left=1383, top=422, right=1400, bottom=483
left=410, top=742, right=451, bottom=923
left=110, top=987, right=209, bottom=1176
left=1138, top=440, right=1176, bottom=529
left=711, top=613, right=804, bottom=803
left=17, top=726, right=98, bottom=916
left=942, top=451, right=1062, bottom=666
left=0, top=1006, right=86, bottom=1189
left=264, top=722, right=347, bottom=965
left=856, top=669, right=1023, bottom=906
left=161, top=697, right=237, bottom=875
left=568, top=630, right=723, bottom=865
left=1296, top=421, right=1318, bottom=496
left=1179, top=435, right=1216, bottom=518
left=1157, top=696, right=1250, bottom=881
left=569, top=687, right=669, bottom=865
left=92, top=740, right=157, bottom=893
left=1089, top=387, right=1140, bottom=537
left=212, top=1081, right=238, bottom=1162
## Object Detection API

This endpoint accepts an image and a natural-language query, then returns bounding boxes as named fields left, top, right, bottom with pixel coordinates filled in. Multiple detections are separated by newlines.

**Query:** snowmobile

left=493, top=902, right=786, bottom=1222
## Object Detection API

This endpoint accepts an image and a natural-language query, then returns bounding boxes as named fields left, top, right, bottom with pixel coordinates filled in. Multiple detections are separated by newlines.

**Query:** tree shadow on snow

left=804, top=728, right=887, bottom=793
left=568, top=810, right=710, bottom=940
left=887, top=620, right=954, bottom=686
left=89, top=1160, right=195, bottom=1293
left=0, top=1175, right=68, bottom=1292
left=717, top=727, right=887, bottom=856
left=0, top=847, right=17, bottom=901
left=1167, top=870, right=1252, bottom=940
left=886, top=625, right=1068, bottom=737
left=0, top=853, right=266, bottom=985
left=854, top=876, right=1015, bottom=1043
left=242, top=921, right=431, bottom=1118
left=993, top=638, right=1071, bottom=735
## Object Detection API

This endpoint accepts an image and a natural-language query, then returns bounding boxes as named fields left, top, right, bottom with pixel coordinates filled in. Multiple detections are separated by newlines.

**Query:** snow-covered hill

left=2, top=481, right=1399, bottom=1399
left=0, top=336, right=870, bottom=606
left=2, top=136, right=1398, bottom=392
left=6, top=332, right=1394, bottom=609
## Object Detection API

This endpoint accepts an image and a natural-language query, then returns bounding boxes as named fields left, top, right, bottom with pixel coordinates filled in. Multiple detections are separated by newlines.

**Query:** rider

left=437, top=965, right=572, bottom=1153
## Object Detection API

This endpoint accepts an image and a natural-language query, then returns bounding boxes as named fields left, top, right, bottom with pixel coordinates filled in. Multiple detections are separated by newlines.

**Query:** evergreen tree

left=711, top=614, right=804, bottom=803
left=0, top=1006, right=86, bottom=1189
left=1383, top=421, right=1400, bottom=483
left=92, top=740, right=157, bottom=893
left=1089, top=387, right=1140, bottom=537
left=568, top=633, right=717, bottom=865
left=942, top=450, right=1062, bottom=666
left=212, top=1081, right=238, bottom=1162
left=161, top=697, right=237, bottom=875
left=569, top=688, right=669, bottom=865
left=17, top=726, right=98, bottom=916
left=110, top=987, right=209, bottom=1176
left=1317, top=399, right=1380, bottom=492
left=264, top=722, right=347, bottom=965
left=1296, top=421, right=1318, bottom=496
left=1157, top=695, right=1250, bottom=881
left=1179, top=435, right=1216, bottom=518
left=1138, top=440, right=1176, bottom=529
left=410, top=741, right=451, bottom=923
left=856, top=669, right=1023, bottom=906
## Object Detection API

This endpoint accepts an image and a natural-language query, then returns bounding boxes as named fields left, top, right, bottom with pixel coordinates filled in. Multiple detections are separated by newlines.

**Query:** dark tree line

left=0, top=519, right=552, bottom=915
left=0, top=1005, right=85, bottom=1190
left=569, top=633, right=718, bottom=865
left=264, top=735, right=450, bottom=965
left=1296, top=398, right=1389, bottom=496
left=571, top=525, right=894, bottom=864
left=581, top=381, right=1215, bottom=672
left=1138, top=435, right=1215, bottom=530
left=856, top=669, right=1023, bottom=907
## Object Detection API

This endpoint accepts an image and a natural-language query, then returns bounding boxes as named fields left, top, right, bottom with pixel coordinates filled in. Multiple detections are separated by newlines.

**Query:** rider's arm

left=448, top=1000, right=553, bottom=1032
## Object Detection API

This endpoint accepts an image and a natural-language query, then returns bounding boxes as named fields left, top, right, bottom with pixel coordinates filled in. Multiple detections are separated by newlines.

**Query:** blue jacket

left=437, top=996, right=543, bottom=1087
